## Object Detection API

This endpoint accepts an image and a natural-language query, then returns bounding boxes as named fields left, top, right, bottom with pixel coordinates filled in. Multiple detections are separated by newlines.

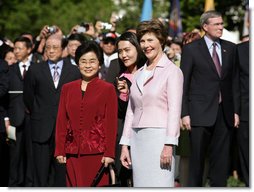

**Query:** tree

left=0, top=0, right=246, bottom=41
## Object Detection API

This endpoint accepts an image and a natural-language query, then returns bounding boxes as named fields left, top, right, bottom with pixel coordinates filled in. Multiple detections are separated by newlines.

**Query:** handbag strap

left=90, top=163, right=117, bottom=187
left=108, top=164, right=116, bottom=185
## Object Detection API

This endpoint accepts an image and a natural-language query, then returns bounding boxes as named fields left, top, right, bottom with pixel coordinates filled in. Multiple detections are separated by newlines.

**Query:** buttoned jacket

left=180, top=38, right=240, bottom=127
left=120, top=54, right=183, bottom=146
left=23, top=58, right=81, bottom=143
left=54, top=78, right=118, bottom=158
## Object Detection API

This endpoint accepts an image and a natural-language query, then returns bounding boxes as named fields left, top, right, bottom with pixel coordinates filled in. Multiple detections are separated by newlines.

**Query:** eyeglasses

left=45, top=46, right=61, bottom=51
left=103, top=41, right=115, bottom=45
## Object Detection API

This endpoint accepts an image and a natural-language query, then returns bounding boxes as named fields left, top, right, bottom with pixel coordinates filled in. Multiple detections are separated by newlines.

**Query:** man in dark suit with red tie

left=180, top=10, right=240, bottom=187
left=24, top=34, right=81, bottom=186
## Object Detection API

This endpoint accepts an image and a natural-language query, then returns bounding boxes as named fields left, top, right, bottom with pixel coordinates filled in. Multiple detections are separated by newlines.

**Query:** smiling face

left=118, top=40, right=138, bottom=69
left=139, top=32, right=163, bottom=62
left=78, top=51, right=100, bottom=81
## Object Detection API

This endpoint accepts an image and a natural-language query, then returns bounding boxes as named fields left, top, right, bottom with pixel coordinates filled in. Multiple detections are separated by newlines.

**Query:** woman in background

left=115, top=31, right=146, bottom=186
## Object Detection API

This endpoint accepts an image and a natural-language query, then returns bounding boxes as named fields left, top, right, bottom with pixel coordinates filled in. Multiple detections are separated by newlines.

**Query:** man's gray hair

left=200, top=10, right=222, bottom=26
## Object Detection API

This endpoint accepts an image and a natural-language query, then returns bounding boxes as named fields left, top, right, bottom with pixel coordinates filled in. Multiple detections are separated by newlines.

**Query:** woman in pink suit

left=119, top=19, right=183, bottom=187
left=54, top=41, right=118, bottom=186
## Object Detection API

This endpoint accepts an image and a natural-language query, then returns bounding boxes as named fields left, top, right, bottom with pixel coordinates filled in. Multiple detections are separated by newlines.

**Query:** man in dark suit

left=0, top=59, right=9, bottom=186
left=180, top=10, right=240, bottom=187
left=236, top=40, right=249, bottom=187
left=6, top=36, right=34, bottom=186
left=23, top=34, right=81, bottom=187
left=105, top=58, right=120, bottom=84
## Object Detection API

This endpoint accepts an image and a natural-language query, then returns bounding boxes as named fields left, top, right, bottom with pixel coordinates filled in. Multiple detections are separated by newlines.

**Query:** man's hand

left=234, top=113, right=240, bottom=128
left=181, top=115, right=191, bottom=130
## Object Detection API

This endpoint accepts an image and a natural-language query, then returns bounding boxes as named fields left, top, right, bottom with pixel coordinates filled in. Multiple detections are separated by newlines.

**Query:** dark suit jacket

left=180, top=37, right=240, bottom=127
left=105, top=58, right=120, bottom=84
left=0, top=59, right=9, bottom=132
left=7, top=62, right=35, bottom=127
left=237, top=41, right=249, bottom=121
left=31, top=52, right=43, bottom=64
left=23, top=58, right=81, bottom=143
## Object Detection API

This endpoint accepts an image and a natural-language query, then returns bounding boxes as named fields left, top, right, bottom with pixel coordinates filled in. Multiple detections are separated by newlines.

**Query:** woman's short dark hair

left=136, top=19, right=168, bottom=49
left=75, top=41, right=103, bottom=66
left=116, top=32, right=147, bottom=74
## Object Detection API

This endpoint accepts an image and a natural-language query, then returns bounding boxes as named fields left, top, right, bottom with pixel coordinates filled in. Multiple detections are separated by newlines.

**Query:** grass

left=226, top=176, right=246, bottom=187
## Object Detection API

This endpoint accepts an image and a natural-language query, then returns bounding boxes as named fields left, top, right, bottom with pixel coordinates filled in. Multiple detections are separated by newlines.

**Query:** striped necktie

left=53, top=65, right=59, bottom=82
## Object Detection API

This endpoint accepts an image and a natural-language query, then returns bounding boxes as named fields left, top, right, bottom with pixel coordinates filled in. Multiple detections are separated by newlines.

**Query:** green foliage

left=227, top=176, right=246, bottom=187
left=0, top=0, right=245, bottom=41
left=0, top=0, right=115, bottom=40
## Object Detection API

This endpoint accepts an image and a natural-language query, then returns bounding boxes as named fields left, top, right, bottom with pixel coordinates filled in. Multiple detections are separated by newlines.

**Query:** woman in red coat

left=54, top=41, right=118, bottom=187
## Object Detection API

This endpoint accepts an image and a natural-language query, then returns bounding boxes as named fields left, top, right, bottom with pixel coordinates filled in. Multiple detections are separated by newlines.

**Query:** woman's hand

left=160, top=145, right=173, bottom=170
left=101, top=156, right=114, bottom=167
left=116, top=77, right=129, bottom=94
left=56, top=156, right=66, bottom=164
left=120, top=145, right=131, bottom=169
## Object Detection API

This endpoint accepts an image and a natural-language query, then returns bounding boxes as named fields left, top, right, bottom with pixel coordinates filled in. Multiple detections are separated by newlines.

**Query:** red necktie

left=212, top=42, right=222, bottom=103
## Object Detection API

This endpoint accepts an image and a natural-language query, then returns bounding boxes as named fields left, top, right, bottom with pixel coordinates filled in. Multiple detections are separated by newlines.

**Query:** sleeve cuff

left=164, top=136, right=179, bottom=146
left=119, top=136, right=130, bottom=146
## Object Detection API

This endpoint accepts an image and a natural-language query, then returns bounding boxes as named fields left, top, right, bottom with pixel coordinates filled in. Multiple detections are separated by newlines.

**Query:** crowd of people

left=0, top=10, right=249, bottom=187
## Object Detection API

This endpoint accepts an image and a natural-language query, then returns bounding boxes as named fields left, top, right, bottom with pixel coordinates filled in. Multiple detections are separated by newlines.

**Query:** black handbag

left=90, top=164, right=120, bottom=187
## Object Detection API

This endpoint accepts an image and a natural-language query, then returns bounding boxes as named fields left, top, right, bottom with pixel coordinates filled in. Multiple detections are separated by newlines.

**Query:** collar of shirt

left=28, top=54, right=33, bottom=63
left=103, top=53, right=111, bottom=68
left=204, top=35, right=222, bottom=64
left=19, top=60, right=30, bottom=69
left=204, top=35, right=221, bottom=51
left=48, top=60, right=64, bottom=71
left=70, top=58, right=76, bottom=65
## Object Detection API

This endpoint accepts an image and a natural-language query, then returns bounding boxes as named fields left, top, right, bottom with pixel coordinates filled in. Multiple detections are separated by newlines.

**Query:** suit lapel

left=42, top=62, right=56, bottom=90
left=57, top=60, right=70, bottom=90
left=199, top=39, right=220, bottom=78
left=136, top=68, right=144, bottom=94
left=220, top=40, right=229, bottom=78
left=14, top=63, right=23, bottom=80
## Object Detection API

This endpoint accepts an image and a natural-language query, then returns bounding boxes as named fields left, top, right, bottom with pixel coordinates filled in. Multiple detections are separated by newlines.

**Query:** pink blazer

left=120, top=54, right=183, bottom=146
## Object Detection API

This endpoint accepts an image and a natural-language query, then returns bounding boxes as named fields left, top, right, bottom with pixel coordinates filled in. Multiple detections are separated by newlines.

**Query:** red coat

left=54, top=77, right=118, bottom=158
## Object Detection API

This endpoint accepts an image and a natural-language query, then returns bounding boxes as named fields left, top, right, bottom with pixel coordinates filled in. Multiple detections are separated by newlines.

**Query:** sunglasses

left=103, top=41, right=115, bottom=45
